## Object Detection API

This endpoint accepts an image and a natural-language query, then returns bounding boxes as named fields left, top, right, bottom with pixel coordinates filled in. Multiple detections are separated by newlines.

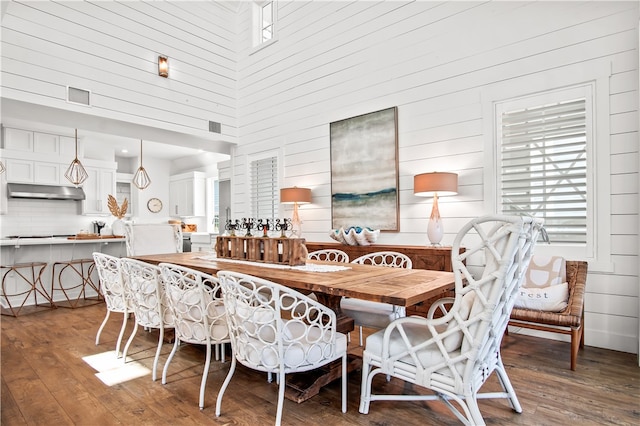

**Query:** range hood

left=7, top=183, right=86, bottom=201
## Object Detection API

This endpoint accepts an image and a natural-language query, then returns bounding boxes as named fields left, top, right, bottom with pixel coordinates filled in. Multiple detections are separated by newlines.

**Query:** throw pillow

left=514, top=282, right=569, bottom=312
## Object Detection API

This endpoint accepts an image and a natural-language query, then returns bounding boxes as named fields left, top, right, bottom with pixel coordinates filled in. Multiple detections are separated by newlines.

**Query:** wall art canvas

left=330, top=106, right=399, bottom=231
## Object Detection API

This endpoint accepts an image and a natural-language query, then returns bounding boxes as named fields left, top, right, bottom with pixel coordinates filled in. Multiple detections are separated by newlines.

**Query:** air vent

left=209, top=121, right=221, bottom=134
left=67, top=86, right=91, bottom=106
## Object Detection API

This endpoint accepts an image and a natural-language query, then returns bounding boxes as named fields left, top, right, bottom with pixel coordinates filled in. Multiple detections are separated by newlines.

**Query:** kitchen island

left=0, top=236, right=126, bottom=312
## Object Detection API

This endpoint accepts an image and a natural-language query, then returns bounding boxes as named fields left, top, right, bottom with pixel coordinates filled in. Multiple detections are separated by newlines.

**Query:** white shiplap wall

left=0, top=1, right=637, bottom=355
left=232, top=1, right=639, bottom=354
left=1, top=0, right=238, bottom=142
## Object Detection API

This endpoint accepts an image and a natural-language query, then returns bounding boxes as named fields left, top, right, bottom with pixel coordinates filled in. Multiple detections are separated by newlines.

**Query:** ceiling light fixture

left=64, top=129, right=89, bottom=187
left=132, top=139, right=151, bottom=190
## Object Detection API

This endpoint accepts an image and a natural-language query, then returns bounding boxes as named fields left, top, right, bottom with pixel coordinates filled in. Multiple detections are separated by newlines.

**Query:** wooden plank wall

left=1, top=0, right=238, bottom=141
left=0, top=1, right=637, bottom=355
left=231, top=1, right=639, bottom=355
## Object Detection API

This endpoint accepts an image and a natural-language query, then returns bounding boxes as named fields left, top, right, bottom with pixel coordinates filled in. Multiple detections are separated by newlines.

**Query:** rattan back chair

left=359, top=215, right=543, bottom=425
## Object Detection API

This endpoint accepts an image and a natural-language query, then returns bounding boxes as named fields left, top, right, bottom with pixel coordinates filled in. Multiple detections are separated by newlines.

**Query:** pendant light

left=133, top=139, right=151, bottom=190
left=64, top=129, right=89, bottom=187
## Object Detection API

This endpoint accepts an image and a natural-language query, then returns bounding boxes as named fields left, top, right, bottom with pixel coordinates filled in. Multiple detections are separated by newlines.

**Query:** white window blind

left=250, top=156, right=278, bottom=220
left=499, top=98, right=587, bottom=244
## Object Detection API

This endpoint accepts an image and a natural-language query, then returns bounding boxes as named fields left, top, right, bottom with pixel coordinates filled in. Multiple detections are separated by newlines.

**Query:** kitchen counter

left=0, top=236, right=126, bottom=247
left=1, top=236, right=126, bottom=309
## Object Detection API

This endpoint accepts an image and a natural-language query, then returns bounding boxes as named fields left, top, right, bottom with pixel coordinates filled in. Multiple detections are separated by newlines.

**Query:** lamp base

left=427, top=193, right=444, bottom=246
left=290, top=202, right=303, bottom=238
left=427, top=217, right=444, bottom=246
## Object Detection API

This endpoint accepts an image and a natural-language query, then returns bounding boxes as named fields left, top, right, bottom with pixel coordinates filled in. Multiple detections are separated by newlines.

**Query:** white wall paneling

left=0, top=1, right=638, bottom=355
left=1, top=0, right=238, bottom=140
left=231, top=1, right=639, bottom=354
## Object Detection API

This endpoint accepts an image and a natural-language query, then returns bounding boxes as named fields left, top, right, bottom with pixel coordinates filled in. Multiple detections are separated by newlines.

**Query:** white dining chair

left=92, top=252, right=129, bottom=358
left=340, top=251, right=412, bottom=345
left=119, top=258, right=174, bottom=381
left=216, top=270, right=348, bottom=426
left=307, top=249, right=349, bottom=263
left=159, top=262, right=230, bottom=410
left=359, top=215, right=543, bottom=426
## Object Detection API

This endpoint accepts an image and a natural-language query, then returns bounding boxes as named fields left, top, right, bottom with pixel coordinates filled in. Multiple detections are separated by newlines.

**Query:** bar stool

left=1, top=262, right=55, bottom=316
left=51, top=258, right=103, bottom=308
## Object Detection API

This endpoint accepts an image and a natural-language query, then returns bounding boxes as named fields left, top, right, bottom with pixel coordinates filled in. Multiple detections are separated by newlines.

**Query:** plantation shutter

left=251, top=156, right=278, bottom=220
left=500, top=98, right=587, bottom=244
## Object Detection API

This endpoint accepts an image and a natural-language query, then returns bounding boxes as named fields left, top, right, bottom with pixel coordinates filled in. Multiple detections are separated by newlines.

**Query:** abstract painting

left=330, top=106, right=399, bottom=231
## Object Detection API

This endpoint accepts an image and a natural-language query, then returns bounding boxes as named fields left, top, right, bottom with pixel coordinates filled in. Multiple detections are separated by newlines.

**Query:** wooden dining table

left=130, top=251, right=456, bottom=402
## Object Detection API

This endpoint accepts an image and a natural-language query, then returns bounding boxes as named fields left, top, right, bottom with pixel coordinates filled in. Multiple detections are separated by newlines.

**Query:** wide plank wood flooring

left=2, top=303, right=639, bottom=425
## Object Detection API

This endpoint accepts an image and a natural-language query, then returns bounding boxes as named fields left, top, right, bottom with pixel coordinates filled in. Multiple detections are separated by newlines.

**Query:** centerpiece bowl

left=329, top=226, right=380, bottom=246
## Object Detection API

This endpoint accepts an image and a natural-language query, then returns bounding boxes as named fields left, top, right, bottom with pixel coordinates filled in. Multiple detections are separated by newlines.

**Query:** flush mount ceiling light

left=65, top=129, right=89, bottom=187
left=133, top=139, right=151, bottom=190
left=158, top=55, right=169, bottom=78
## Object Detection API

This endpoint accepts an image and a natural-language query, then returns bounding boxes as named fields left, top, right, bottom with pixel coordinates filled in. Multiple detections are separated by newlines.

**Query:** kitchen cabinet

left=4, top=159, right=61, bottom=185
left=2, top=127, right=78, bottom=186
left=0, top=170, right=7, bottom=215
left=115, top=173, right=134, bottom=217
left=3, top=127, right=69, bottom=157
left=3, top=128, right=33, bottom=152
left=169, top=172, right=205, bottom=217
left=82, top=165, right=116, bottom=216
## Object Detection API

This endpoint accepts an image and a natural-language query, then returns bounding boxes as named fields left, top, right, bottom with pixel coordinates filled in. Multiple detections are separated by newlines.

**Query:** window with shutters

left=250, top=156, right=279, bottom=221
left=486, top=66, right=612, bottom=271
left=497, top=90, right=589, bottom=245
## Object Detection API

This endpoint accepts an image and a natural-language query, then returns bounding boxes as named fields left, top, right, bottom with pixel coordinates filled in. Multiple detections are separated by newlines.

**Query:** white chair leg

left=121, top=322, right=139, bottom=362
left=216, top=356, right=237, bottom=417
left=275, top=371, right=286, bottom=426
left=199, top=343, right=212, bottom=410
left=95, top=310, right=110, bottom=346
left=162, top=338, right=180, bottom=385
left=359, top=326, right=364, bottom=346
left=359, top=360, right=374, bottom=414
left=494, top=357, right=522, bottom=413
left=152, top=327, right=164, bottom=381
left=114, top=311, right=129, bottom=358
left=341, top=352, right=347, bottom=413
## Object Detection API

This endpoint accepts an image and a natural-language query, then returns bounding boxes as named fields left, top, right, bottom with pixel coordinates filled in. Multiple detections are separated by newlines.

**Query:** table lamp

left=280, top=187, right=312, bottom=237
left=414, top=172, right=458, bottom=245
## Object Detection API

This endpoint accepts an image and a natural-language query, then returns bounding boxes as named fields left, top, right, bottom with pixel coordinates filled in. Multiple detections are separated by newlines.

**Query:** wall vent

left=209, top=121, right=221, bottom=134
left=67, top=86, right=91, bottom=106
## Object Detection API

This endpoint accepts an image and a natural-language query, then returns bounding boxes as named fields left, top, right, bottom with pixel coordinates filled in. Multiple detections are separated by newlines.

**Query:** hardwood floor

left=2, top=303, right=638, bottom=425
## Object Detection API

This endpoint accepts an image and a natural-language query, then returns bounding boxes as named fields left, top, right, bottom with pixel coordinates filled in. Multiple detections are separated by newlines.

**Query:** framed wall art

left=330, top=106, right=399, bottom=231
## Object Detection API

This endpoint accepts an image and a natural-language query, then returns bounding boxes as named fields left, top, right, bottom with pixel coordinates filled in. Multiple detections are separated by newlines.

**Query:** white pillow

left=514, top=282, right=569, bottom=312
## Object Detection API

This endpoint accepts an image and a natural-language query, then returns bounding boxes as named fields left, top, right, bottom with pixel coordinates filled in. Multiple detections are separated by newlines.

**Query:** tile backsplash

left=1, top=198, right=109, bottom=236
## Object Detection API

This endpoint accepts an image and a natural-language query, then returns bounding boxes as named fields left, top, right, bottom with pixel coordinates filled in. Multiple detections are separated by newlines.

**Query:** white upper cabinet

left=33, top=132, right=60, bottom=155
left=3, top=128, right=33, bottom=152
left=82, top=165, right=116, bottom=216
left=2, top=127, right=78, bottom=186
left=169, top=172, right=206, bottom=217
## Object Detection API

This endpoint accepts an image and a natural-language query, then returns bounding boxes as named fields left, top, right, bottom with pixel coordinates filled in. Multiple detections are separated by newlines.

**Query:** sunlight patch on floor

left=82, top=350, right=150, bottom=386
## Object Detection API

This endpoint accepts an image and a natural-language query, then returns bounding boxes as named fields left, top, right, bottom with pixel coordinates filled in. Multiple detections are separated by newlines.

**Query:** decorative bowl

left=330, top=226, right=380, bottom=246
